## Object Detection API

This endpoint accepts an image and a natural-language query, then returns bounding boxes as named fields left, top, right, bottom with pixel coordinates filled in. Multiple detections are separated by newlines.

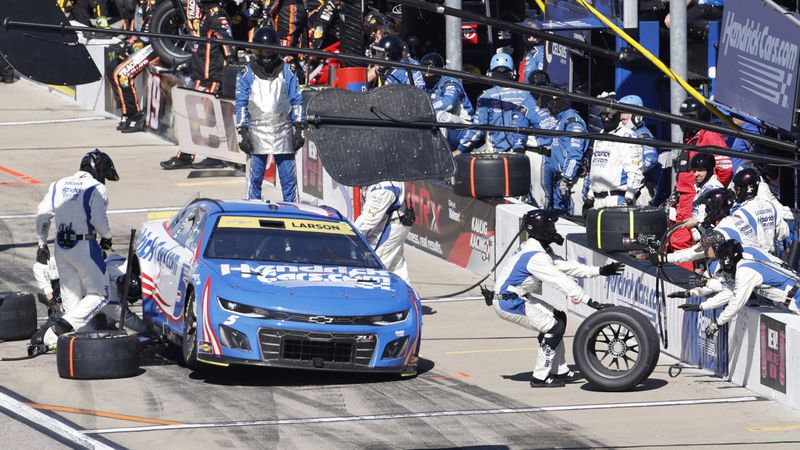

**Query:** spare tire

left=573, top=306, right=659, bottom=391
left=150, top=0, right=193, bottom=68
left=56, top=330, right=140, bottom=379
left=0, top=292, right=37, bottom=341
left=585, top=206, right=667, bottom=252
left=453, top=152, right=530, bottom=198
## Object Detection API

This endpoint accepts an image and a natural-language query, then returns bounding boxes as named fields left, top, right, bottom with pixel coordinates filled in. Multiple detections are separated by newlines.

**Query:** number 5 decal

left=223, top=315, right=238, bottom=326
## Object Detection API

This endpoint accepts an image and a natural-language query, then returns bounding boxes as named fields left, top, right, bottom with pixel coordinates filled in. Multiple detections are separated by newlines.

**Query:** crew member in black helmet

left=30, top=150, right=119, bottom=353
left=488, top=209, right=624, bottom=387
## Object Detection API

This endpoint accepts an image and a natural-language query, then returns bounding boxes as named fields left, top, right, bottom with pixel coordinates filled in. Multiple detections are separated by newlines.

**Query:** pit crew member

left=354, top=181, right=414, bottom=282
left=584, top=105, right=644, bottom=208
left=235, top=27, right=304, bottom=202
left=617, top=95, right=663, bottom=206
left=674, top=240, right=800, bottom=339
left=489, top=210, right=624, bottom=387
left=419, top=52, right=474, bottom=153
left=30, top=150, right=119, bottom=353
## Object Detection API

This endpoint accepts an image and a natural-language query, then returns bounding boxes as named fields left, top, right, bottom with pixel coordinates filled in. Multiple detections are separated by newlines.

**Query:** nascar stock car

left=134, top=199, right=422, bottom=375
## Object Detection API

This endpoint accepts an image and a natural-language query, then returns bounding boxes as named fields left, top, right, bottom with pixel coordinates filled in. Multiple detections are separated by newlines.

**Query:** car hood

left=204, top=260, right=412, bottom=315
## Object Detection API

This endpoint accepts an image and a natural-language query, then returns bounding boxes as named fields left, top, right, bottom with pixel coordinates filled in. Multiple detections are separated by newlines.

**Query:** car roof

left=191, top=199, right=344, bottom=221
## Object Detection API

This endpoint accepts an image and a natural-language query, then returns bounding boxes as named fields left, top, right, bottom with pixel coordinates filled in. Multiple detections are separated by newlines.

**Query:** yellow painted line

left=147, top=210, right=178, bottom=221
left=446, top=347, right=536, bottom=355
left=175, top=179, right=241, bottom=187
left=25, top=403, right=185, bottom=426
left=748, top=424, right=800, bottom=432
left=49, top=85, right=76, bottom=97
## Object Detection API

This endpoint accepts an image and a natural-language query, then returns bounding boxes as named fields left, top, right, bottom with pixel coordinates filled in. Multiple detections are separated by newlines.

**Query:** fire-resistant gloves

left=599, top=262, right=625, bottom=276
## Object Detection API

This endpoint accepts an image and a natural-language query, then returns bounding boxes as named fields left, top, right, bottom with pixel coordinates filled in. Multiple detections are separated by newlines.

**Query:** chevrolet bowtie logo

left=308, top=315, right=334, bottom=324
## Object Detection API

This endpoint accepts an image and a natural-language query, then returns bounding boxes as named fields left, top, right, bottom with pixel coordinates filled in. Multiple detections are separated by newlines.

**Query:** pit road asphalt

left=1, top=81, right=799, bottom=449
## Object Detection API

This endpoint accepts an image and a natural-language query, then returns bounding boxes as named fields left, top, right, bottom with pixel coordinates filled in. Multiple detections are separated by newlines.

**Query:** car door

left=159, top=205, right=207, bottom=321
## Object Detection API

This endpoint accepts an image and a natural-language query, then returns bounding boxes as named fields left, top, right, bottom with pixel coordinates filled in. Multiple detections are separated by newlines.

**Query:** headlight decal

left=404, top=287, right=421, bottom=366
left=201, top=276, right=222, bottom=355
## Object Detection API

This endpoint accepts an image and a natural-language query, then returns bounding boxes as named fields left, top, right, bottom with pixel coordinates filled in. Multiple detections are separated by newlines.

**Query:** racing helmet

left=696, top=188, right=735, bottom=226
left=488, top=53, right=514, bottom=80
left=732, top=168, right=760, bottom=203
left=526, top=69, right=550, bottom=87
left=541, top=85, right=571, bottom=115
left=420, top=52, right=445, bottom=89
left=373, top=35, right=405, bottom=61
left=80, top=149, right=119, bottom=184
left=618, top=94, right=644, bottom=128
left=252, top=27, right=280, bottom=66
left=700, top=229, right=726, bottom=253
left=716, top=239, right=743, bottom=276
left=522, top=209, right=564, bottom=246
left=679, top=97, right=709, bottom=138
left=690, top=153, right=716, bottom=185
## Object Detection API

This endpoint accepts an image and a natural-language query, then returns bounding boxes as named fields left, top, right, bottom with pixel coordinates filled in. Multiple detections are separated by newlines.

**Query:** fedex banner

left=716, top=0, right=800, bottom=130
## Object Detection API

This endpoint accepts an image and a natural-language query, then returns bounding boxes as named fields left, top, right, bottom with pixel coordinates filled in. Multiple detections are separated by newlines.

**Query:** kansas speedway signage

left=716, top=0, right=800, bottom=130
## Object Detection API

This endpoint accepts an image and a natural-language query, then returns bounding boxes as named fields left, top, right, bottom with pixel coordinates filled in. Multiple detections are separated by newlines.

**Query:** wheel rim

left=584, top=321, right=642, bottom=379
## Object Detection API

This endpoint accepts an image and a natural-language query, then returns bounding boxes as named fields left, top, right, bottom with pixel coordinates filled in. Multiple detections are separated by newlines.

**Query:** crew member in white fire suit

left=31, top=252, right=148, bottom=334
left=354, top=181, right=413, bottom=282
left=584, top=106, right=644, bottom=208
left=673, top=240, right=800, bottom=338
left=489, top=210, right=624, bottom=387
left=665, top=169, right=790, bottom=266
left=30, top=150, right=119, bottom=353
left=236, top=27, right=304, bottom=202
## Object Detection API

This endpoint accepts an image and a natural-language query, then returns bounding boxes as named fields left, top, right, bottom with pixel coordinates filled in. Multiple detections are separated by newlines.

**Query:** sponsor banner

left=220, top=263, right=393, bottom=290
left=171, top=87, right=246, bottom=164
left=760, top=314, right=787, bottom=393
left=405, top=179, right=499, bottom=274
left=680, top=300, right=729, bottom=378
left=544, top=30, right=589, bottom=89
left=145, top=72, right=183, bottom=143
left=716, top=0, right=800, bottom=130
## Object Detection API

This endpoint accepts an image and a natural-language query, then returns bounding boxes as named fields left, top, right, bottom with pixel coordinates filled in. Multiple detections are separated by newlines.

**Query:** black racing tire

left=181, top=289, right=202, bottom=370
left=585, top=206, right=667, bottom=252
left=573, top=306, right=659, bottom=391
left=453, top=152, right=531, bottom=199
left=150, top=0, right=193, bottom=68
left=0, top=292, right=37, bottom=341
left=56, top=330, right=140, bottom=379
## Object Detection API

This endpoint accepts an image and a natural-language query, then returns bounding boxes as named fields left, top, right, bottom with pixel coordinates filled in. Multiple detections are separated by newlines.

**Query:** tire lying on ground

left=0, top=292, right=37, bottom=341
left=453, top=152, right=530, bottom=199
left=150, top=0, right=192, bottom=68
left=573, top=306, right=659, bottom=391
left=56, top=330, right=140, bottom=379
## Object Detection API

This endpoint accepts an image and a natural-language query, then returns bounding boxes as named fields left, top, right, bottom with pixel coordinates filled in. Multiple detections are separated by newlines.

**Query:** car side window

left=173, top=207, right=201, bottom=247
left=183, top=209, right=208, bottom=250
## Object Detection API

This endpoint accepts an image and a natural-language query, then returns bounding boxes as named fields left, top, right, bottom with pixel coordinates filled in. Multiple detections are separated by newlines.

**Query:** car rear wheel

left=181, top=289, right=202, bottom=370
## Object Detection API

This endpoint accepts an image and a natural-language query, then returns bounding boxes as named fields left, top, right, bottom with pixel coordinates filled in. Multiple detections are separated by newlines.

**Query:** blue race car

left=134, top=199, right=421, bottom=375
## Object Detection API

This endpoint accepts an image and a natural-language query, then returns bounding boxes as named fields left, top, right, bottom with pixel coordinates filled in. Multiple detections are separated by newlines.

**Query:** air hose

left=423, top=226, right=526, bottom=300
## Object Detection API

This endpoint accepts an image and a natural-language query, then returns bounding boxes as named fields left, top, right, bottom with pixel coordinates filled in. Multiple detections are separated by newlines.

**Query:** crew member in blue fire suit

left=617, top=95, right=663, bottom=206
left=235, top=27, right=304, bottom=202
left=371, top=35, right=425, bottom=89
left=419, top=52, right=474, bottom=152
left=541, top=89, right=588, bottom=213
left=457, top=53, right=535, bottom=153
left=489, top=210, right=623, bottom=387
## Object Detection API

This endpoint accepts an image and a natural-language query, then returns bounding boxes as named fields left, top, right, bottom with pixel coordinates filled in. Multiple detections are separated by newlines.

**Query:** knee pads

left=541, top=312, right=567, bottom=348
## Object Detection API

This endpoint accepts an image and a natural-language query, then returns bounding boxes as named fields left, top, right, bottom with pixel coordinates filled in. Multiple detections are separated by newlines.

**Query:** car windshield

left=204, top=216, right=382, bottom=268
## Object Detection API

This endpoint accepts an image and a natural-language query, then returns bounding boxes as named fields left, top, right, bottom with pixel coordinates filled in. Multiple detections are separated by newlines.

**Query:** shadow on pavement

left=180, top=356, right=435, bottom=387
left=579, top=377, right=668, bottom=392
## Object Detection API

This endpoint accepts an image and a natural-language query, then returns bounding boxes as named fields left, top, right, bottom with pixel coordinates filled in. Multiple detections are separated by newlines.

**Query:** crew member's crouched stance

left=490, top=210, right=624, bottom=387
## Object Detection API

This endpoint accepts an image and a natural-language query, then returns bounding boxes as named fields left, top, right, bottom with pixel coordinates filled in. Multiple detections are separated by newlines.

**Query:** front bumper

left=198, top=324, right=419, bottom=375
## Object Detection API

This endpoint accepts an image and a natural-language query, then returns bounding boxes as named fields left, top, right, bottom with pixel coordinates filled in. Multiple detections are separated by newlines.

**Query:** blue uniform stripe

left=737, top=208, right=759, bottom=238
left=83, top=184, right=97, bottom=235
left=499, top=251, right=540, bottom=295
left=718, top=226, right=742, bottom=243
